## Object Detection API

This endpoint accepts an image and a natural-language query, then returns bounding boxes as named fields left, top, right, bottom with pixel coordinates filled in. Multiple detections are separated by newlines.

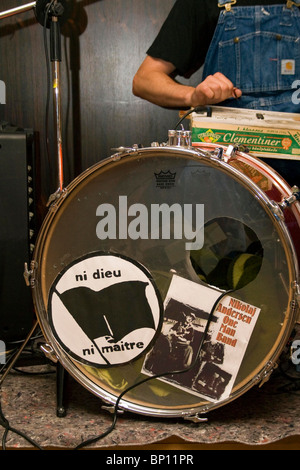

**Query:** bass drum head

left=32, top=145, right=299, bottom=418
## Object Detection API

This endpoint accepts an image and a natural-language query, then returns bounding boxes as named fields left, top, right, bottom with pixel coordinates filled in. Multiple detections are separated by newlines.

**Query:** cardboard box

left=190, top=106, right=300, bottom=160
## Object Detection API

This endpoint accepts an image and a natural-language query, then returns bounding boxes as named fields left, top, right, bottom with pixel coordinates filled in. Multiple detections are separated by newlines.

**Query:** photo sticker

left=143, top=275, right=261, bottom=403
left=47, top=252, right=163, bottom=368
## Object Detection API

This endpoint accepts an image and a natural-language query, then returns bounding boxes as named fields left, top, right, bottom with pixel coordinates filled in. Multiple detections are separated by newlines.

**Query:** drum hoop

left=31, top=144, right=299, bottom=417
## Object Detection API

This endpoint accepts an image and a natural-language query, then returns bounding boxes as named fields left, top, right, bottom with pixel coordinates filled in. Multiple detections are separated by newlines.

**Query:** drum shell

left=31, top=144, right=300, bottom=418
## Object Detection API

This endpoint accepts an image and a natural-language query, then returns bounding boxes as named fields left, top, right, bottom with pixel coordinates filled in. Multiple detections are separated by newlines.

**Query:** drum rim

left=31, top=144, right=300, bottom=418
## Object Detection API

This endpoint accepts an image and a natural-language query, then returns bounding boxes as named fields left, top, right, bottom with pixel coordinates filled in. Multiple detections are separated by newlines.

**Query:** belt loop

left=218, top=0, right=237, bottom=11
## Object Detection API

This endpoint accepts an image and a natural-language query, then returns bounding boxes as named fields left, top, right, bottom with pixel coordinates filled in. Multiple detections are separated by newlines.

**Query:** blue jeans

left=203, top=4, right=300, bottom=113
left=203, top=3, right=300, bottom=185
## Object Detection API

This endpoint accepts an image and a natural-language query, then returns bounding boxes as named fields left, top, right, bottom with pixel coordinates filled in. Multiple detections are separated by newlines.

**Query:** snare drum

left=30, top=139, right=300, bottom=419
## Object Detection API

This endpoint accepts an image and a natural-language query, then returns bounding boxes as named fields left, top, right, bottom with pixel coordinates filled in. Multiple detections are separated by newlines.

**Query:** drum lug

left=258, top=361, right=278, bottom=387
left=293, top=281, right=300, bottom=309
left=279, top=186, right=300, bottom=211
left=268, top=200, right=285, bottom=221
left=224, top=144, right=238, bottom=162
left=168, top=129, right=192, bottom=147
left=46, top=188, right=68, bottom=208
left=214, top=144, right=238, bottom=163
left=40, top=343, right=59, bottom=363
left=184, top=413, right=208, bottom=424
left=24, top=260, right=38, bottom=287
left=110, top=144, right=143, bottom=156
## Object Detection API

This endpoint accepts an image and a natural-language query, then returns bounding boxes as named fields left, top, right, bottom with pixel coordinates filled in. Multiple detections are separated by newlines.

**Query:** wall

left=0, top=0, right=201, bottom=204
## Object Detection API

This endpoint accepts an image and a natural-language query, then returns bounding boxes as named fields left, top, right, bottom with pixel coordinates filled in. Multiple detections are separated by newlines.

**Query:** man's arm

left=132, top=56, right=242, bottom=108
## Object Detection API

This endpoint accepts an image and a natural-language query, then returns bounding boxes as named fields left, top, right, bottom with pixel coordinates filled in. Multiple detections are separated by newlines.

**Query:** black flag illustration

left=55, top=281, right=156, bottom=343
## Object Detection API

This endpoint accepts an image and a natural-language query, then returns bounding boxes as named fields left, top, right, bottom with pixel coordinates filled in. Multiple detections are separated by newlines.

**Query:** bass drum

left=31, top=142, right=300, bottom=418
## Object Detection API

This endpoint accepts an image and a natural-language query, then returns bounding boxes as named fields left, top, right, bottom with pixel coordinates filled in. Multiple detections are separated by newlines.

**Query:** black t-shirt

left=147, top=0, right=287, bottom=78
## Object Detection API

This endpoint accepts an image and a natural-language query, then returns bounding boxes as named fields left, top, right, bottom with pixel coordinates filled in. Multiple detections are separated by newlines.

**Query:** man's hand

left=189, top=72, right=242, bottom=107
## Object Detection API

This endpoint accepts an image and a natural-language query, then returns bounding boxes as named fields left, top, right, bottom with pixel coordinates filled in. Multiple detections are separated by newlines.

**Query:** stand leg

left=56, top=362, right=67, bottom=417
left=0, top=320, right=39, bottom=387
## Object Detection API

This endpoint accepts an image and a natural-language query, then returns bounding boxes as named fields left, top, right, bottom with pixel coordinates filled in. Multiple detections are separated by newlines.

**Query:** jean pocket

left=218, top=31, right=300, bottom=93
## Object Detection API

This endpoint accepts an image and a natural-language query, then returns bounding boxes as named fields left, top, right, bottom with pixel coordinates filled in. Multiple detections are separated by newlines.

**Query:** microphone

left=34, top=0, right=70, bottom=28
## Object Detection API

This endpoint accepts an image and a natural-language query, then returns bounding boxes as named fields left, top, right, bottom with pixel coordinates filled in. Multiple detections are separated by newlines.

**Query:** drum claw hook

left=212, top=145, right=238, bottom=162
left=279, top=186, right=300, bottom=211
left=184, top=413, right=208, bottom=424
left=293, top=281, right=300, bottom=310
left=24, top=260, right=38, bottom=287
left=46, top=187, right=68, bottom=208
left=102, top=405, right=124, bottom=415
left=213, top=147, right=224, bottom=160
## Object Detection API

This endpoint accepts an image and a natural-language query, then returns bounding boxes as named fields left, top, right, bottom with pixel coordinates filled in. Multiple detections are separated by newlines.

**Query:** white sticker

left=48, top=252, right=163, bottom=367
left=281, top=59, right=295, bottom=75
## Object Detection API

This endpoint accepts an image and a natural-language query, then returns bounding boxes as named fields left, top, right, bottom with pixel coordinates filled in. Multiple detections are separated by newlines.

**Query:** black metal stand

left=56, top=362, right=67, bottom=417
left=0, top=321, right=39, bottom=388
left=0, top=0, right=70, bottom=417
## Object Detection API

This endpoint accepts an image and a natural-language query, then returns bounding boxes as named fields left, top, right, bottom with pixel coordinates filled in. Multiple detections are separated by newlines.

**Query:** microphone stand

left=0, top=2, right=36, bottom=20
left=0, top=1, right=68, bottom=417
left=0, top=0, right=66, bottom=196
left=48, top=0, right=65, bottom=197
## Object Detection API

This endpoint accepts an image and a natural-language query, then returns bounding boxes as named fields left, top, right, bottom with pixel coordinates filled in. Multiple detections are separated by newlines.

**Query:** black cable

left=0, top=404, right=44, bottom=451
left=75, top=288, right=234, bottom=450
left=0, top=353, right=45, bottom=450
left=174, top=106, right=212, bottom=130
left=0, top=324, right=50, bottom=450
